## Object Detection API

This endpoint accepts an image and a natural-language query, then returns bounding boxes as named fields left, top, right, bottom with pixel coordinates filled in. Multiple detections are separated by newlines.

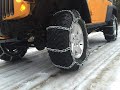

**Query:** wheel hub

left=3, top=43, right=24, bottom=55
left=70, top=23, right=84, bottom=59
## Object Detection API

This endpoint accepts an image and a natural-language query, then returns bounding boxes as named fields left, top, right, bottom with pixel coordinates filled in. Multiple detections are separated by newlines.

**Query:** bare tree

left=113, top=0, right=120, bottom=22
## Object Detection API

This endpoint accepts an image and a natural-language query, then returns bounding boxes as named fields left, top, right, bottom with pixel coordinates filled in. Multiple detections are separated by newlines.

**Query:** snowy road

left=0, top=26, right=120, bottom=90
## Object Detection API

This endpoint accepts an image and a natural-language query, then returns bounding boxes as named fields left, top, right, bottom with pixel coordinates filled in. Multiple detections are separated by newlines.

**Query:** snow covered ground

left=0, top=26, right=120, bottom=90
left=82, top=52, right=120, bottom=90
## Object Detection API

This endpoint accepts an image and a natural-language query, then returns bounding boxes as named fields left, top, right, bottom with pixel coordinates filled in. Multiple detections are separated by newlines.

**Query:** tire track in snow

left=0, top=27, right=119, bottom=90
left=31, top=30, right=120, bottom=90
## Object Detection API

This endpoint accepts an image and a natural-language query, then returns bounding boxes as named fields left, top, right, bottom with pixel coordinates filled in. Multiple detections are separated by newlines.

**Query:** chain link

left=46, top=26, right=71, bottom=31
left=47, top=47, right=71, bottom=53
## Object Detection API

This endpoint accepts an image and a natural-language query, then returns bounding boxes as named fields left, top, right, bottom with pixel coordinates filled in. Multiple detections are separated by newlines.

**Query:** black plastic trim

left=106, top=5, right=118, bottom=22
left=0, top=38, right=20, bottom=43
left=86, top=23, right=107, bottom=33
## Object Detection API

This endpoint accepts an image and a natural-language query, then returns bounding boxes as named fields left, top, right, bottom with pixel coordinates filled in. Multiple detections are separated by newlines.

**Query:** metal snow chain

left=46, top=26, right=72, bottom=32
left=47, top=49, right=90, bottom=70
left=47, top=9, right=81, bottom=32
left=46, top=10, right=89, bottom=69
left=53, top=10, right=81, bottom=23
left=46, top=18, right=80, bottom=32
left=47, top=47, right=71, bottom=53
left=52, top=53, right=89, bottom=70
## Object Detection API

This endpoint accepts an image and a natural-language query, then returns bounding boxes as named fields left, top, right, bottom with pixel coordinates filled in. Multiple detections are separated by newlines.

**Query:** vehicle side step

left=86, top=23, right=106, bottom=29
left=86, top=23, right=107, bottom=33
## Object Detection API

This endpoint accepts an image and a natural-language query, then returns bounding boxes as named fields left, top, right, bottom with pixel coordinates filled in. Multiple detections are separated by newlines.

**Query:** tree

left=113, top=0, right=120, bottom=22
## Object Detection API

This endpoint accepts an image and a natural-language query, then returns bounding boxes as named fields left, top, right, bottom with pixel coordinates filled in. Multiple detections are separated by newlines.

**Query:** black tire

left=0, top=42, right=28, bottom=62
left=103, top=15, right=118, bottom=42
left=47, top=10, right=88, bottom=71
left=34, top=37, right=46, bottom=51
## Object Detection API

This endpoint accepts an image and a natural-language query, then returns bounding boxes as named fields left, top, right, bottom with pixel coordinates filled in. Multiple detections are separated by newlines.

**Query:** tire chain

left=47, top=10, right=90, bottom=69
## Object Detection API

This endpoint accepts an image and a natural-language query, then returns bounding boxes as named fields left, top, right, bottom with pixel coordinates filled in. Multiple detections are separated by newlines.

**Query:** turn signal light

left=20, top=4, right=26, bottom=12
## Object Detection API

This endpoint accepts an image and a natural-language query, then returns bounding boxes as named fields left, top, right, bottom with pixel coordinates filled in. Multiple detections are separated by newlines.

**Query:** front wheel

left=47, top=10, right=88, bottom=71
left=0, top=42, right=28, bottom=62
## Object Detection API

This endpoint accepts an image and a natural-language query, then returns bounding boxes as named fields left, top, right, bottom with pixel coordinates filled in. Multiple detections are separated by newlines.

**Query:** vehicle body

left=0, top=0, right=118, bottom=71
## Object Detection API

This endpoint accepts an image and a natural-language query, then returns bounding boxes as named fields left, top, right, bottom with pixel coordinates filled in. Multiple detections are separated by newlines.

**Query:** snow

left=0, top=27, right=119, bottom=90
left=109, top=70, right=120, bottom=90
left=76, top=51, right=120, bottom=90
left=76, top=26, right=120, bottom=90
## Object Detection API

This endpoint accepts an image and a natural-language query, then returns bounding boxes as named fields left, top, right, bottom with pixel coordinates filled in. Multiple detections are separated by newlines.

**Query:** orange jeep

left=0, top=0, right=118, bottom=71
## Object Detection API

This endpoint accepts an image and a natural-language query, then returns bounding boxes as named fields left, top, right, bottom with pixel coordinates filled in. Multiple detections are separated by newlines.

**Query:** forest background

left=114, top=0, right=120, bottom=22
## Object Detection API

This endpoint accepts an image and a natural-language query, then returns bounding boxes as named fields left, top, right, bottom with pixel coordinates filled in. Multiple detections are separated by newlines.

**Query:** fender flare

left=106, top=5, right=118, bottom=22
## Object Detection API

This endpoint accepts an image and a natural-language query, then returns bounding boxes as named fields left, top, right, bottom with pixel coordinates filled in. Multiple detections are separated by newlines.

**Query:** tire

left=0, top=42, right=28, bottom=62
left=103, top=15, right=118, bottom=42
left=34, top=37, right=46, bottom=51
left=47, top=10, right=88, bottom=71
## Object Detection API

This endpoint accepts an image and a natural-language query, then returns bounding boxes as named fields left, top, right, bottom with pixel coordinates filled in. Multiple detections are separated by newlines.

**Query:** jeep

left=0, top=0, right=118, bottom=71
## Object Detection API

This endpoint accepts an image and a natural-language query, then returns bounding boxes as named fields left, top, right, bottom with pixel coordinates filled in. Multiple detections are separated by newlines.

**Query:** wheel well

left=66, top=0, right=91, bottom=23
left=32, top=0, right=91, bottom=27
left=112, top=8, right=117, bottom=17
left=106, top=5, right=118, bottom=22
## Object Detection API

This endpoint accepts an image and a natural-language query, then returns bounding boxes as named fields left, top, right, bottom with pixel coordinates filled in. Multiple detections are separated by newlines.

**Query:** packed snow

left=0, top=26, right=119, bottom=90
